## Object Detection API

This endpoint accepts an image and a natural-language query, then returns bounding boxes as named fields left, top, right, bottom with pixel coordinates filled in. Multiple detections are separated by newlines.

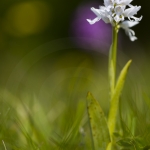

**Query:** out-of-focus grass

left=0, top=49, right=150, bottom=149
left=0, top=0, right=149, bottom=149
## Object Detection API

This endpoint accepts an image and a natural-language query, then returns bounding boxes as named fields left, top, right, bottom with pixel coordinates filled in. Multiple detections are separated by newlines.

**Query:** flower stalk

left=111, top=26, right=118, bottom=76
left=109, top=25, right=118, bottom=99
left=87, top=0, right=142, bottom=149
left=108, top=25, right=119, bottom=148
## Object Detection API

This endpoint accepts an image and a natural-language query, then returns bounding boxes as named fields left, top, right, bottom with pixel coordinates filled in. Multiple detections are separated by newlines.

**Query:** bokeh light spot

left=3, top=1, right=51, bottom=37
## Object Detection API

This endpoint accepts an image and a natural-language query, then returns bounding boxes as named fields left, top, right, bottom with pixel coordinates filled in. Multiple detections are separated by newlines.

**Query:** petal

left=104, top=0, right=114, bottom=7
left=124, top=6, right=141, bottom=17
left=91, top=7, right=101, bottom=17
left=115, top=5, right=125, bottom=15
left=120, top=22, right=138, bottom=41
left=100, top=11, right=112, bottom=23
left=101, top=16, right=111, bottom=23
left=87, top=17, right=101, bottom=25
left=114, top=15, right=122, bottom=23
left=130, top=35, right=137, bottom=41
left=109, top=16, right=114, bottom=25
left=123, top=28, right=137, bottom=41
left=99, top=6, right=106, bottom=12
left=130, top=16, right=143, bottom=22
left=128, top=29, right=137, bottom=41
left=118, top=0, right=133, bottom=5
left=120, top=21, right=139, bottom=28
left=128, top=29, right=135, bottom=36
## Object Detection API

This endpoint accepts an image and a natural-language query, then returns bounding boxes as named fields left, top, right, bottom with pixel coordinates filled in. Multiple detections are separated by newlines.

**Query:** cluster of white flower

left=87, top=0, right=142, bottom=41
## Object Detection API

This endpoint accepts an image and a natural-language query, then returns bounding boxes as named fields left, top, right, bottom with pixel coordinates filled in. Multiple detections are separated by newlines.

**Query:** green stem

left=112, top=26, right=118, bottom=78
left=109, top=26, right=118, bottom=98
left=108, top=25, right=118, bottom=141
left=108, top=26, right=118, bottom=102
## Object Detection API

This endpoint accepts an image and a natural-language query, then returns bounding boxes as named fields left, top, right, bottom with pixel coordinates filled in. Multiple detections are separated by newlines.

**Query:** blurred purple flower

left=70, top=2, right=112, bottom=53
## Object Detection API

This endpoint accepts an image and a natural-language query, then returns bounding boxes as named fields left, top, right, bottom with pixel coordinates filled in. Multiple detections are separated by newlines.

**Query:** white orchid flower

left=120, top=21, right=139, bottom=41
left=124, top=5, right=142, bottom=21
left=87, top=6, right=113, bottom=24
left=87, top=8, right=101, bottom=24
left=104, top=0, right=114, bottom=7
left=87, top=0, right=142, bottom=41
left=117, top=0, right=133, bottom=6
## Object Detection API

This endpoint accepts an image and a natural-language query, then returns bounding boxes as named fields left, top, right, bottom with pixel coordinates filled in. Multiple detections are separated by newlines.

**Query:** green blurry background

left=0, top=0, right=148, bottom=96
left=0, top=0, right=150, bottom=149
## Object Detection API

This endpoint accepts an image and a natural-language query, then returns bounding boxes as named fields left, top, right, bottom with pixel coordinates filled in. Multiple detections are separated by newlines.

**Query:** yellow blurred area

left=2, top=1, right=51, bottom=37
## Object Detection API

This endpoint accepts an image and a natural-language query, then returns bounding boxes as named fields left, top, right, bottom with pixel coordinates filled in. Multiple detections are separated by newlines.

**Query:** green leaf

left=87, top=92, right=110, bottom=150
left=117, top=138, right=133, bottom=147
left=108, top=60, right=132, bottom=137
left=106, top=142, right=112, bottom=150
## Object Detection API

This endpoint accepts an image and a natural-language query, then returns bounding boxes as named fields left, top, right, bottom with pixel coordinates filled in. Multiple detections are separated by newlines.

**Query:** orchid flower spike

left=87, top=0, right=142, bottom=41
